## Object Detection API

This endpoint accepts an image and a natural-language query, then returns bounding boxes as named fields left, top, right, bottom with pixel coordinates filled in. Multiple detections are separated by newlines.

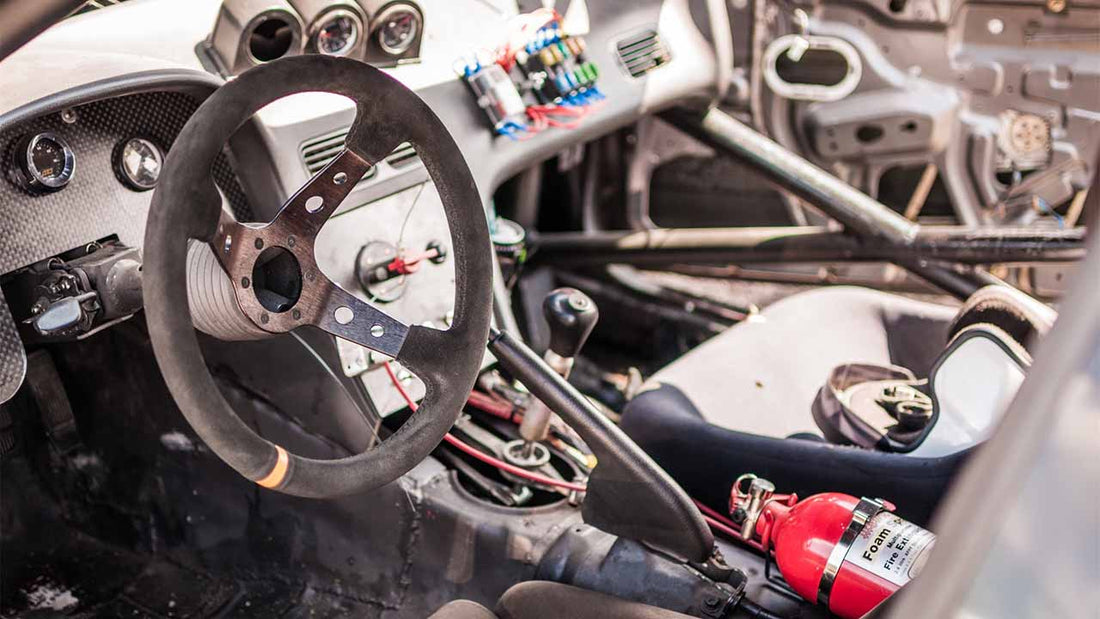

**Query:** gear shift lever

left=510, top=289, right=598, bottom=462
left=541, top=288, right=599, bottom=378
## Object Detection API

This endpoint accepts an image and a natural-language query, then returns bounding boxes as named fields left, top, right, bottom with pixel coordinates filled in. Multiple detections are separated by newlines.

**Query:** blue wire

left=1035, top=197, right=1065, bottom=229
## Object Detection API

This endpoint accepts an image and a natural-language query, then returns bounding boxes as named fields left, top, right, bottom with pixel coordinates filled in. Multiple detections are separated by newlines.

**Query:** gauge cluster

left=204, top=0, right=424, bottom=76
left=0, top=90, right=254, bottom=275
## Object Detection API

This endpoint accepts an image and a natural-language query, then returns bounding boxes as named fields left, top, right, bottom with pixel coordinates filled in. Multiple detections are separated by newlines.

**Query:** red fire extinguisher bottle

left=733, top=476, right=936, bottom=619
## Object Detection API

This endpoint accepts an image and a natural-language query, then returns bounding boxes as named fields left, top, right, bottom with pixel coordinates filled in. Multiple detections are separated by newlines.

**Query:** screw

left=287, top=235, right=296, bottom=248
left=254, top=238, right=264, bottom=250
left=260, top=313, right=269, bottom=324
left=241, top=277, right=250, bottom=288
left=1047, top=0, right=1066, bottom=11
left=730, top=507, right=747, bottom=524
left=292, top=309, right=301, bottom=320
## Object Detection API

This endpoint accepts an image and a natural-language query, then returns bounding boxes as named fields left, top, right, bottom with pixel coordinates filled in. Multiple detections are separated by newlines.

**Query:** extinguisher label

left=845, top=512, right=936, bottom=587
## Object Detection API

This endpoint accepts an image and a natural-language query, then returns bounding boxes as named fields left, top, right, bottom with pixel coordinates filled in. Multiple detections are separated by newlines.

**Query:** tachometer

left=375, top=3, right=420, bottom=57
left=313, top=9, right=362, bottom=57
left=12, top=132, right=75, bottom=193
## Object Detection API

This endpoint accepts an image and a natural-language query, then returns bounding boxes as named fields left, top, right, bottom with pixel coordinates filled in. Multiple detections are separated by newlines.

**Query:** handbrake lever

left=488, top=328, right=714, bottom=563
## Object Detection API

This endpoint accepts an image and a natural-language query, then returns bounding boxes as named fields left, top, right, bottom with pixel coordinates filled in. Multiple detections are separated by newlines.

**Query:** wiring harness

left=456, top=9, right=604, bottom=141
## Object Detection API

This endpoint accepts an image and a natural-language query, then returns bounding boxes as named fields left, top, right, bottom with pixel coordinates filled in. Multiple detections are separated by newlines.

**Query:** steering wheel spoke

left=272, top=148, right=373, bottom=238
left=310, top=281, right=409, bottom=358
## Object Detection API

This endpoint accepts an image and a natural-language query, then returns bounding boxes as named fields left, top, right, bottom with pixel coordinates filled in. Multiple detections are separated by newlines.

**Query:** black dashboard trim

left=0, top=69, right=223, bottom=133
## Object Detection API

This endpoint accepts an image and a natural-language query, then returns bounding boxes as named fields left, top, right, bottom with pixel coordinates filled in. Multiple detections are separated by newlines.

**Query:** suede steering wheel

left=143, top=56, right=493, bottom=497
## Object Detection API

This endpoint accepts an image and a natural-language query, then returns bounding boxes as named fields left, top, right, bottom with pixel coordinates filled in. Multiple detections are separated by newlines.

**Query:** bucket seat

left=620, top=284, right=1054, bottom=524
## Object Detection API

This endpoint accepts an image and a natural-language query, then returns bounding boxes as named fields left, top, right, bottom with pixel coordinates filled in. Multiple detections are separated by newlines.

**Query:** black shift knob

left=543, top=288, right=598, bottom=359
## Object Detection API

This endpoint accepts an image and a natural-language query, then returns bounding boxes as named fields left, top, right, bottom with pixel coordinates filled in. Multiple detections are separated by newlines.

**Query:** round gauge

left=13, top=132, right=75, bottom=193
left=313, top=9, right=362, bottom=56
left=375, top=4, right=421, bottom=56
left=116, top=137, right=163, bottom=191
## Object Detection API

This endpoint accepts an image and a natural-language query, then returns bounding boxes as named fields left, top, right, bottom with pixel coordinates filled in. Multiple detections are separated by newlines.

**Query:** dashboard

left=0, top=0, right=719, bottom=408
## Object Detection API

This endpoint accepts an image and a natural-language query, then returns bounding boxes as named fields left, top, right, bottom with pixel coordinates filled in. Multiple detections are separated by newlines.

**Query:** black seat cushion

left=430, top=582, right=696, bottom=619
left=622, top=383, right=969, bottom=525
left=429, top=600, right=498, bottom=619
left=497, top=582, right=694, bottom=619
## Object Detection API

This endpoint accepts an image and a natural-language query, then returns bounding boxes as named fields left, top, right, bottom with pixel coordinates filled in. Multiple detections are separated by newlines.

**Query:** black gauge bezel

left=13, top=132, right=75, bottom=193
left=311, top=8, right=363, bottom=57
left=374, top=3, right=422, bottom=57
left=244, top=10, right=303, bottom=66
left=115, top=136, right=164, bottom=192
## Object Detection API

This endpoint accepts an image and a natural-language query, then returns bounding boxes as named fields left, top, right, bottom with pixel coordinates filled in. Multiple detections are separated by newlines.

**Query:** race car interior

left=0, top=0, right=1095, bottom=617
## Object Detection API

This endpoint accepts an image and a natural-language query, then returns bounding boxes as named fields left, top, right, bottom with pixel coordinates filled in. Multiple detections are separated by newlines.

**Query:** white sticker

left=844, top=512, right=936, bottom=587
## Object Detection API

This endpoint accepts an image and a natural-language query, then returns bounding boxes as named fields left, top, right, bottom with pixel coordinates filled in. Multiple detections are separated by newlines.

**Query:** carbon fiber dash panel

left=0, top=90, right=252, bottom=402
left=0, top=288, right=25, bottom=404
left=0, top=91, right=251, bottom=275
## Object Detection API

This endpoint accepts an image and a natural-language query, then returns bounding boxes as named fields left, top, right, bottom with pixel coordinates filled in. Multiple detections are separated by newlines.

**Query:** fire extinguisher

left=730, top=475, right=936, bottom=619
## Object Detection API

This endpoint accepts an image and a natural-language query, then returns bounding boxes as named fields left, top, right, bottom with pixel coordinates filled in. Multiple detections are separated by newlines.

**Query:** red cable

left=694, top=499, right=765, bottom=552
left=382, top=362, right=587, bottom=493
left=466, top=390, right=520, bottom=422
left=387, top=247, right=440, bottom=276
left=382, top=364, right=777, bottom=538
left=441, top=434, right=587, bottom=493
left=703, top=514, right=743, bottom=541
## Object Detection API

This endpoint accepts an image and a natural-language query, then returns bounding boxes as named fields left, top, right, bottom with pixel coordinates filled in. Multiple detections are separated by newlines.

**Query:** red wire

left=382, top=362, right=587, bottom=493
left=383, top=365, right=784, bottom=542
left=703, top=514, right=743, bottom=540
left=466, top=390, right=522, bottom=422
left=441, top=434, right=587, bottom=493
left=694, top=499, right=765, bottom=552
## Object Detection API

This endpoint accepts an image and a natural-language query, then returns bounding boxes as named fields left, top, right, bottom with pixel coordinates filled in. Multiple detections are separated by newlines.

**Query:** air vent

left=300, top=129, right=378, bottom=183
left=385, top=143, right=420, bottom=169
left=301, top=129, right=351, bottom=175
left=615, top=30, right=671, bottom=78
left=301, top=132, right=421, bottom=181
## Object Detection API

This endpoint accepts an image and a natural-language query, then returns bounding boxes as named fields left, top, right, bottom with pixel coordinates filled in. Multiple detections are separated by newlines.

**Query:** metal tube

left=665, top=107, right=919, bottom=244
left=531, top=226, right=1086, bottom=266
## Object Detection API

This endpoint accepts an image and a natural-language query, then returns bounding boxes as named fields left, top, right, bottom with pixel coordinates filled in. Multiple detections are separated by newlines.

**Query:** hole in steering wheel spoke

left=251, top=246, right=302, bottom=313
left=305, top=195, right=324, bottom=213
left=334, top=306, right=354, bottom=324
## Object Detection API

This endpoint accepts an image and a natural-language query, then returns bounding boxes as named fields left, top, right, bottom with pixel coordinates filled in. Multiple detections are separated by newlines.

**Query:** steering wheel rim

left=143, top=56, right=493, bottom=497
